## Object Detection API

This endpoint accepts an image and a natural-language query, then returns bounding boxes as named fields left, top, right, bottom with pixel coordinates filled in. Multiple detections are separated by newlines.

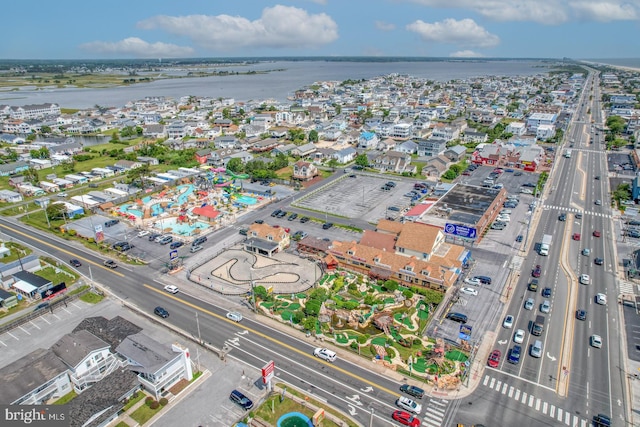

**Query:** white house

left=536, top=124, right=555, bottom=141
left=506, top=122, right=526, bottom=136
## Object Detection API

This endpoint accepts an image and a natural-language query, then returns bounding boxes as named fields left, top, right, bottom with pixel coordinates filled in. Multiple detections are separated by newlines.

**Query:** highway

left=458, top=70, right=629, bottom=426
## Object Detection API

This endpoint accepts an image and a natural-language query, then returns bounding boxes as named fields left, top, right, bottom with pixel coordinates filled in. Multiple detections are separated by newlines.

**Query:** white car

left=503, top=315, right=514, bottom=329
left=590, top=334, right=602, bottom=348
left=496, top=215, right=511, bottom=222
left=580, top=274, right=591, bottom=285
left=524, top=298, right=534, bottom=310
left=313, top=347, right=336, bottom=362
left=595, top=293, right=607, bottom=305
left=540, top=300, right=551, bottom=313
left=460, top=287, right=478, bottom=296
left=464, top=277, right=481, bottom=287
left=163, top=285, right=179, bottom=294
left=137, top=230, right=150, bottom=238
left=514, top=329, right=525, bottom=344
left=396, top=396, right=422, bottom=414
left=226, top=312, right=243, bottom=322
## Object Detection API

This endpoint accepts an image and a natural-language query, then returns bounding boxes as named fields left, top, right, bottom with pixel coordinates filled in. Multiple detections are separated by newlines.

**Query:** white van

left=313, top=347, right=337, bottom=362
left=530, top=340, right=543, bottom=358
left=190, top=245, right=203, bottom=253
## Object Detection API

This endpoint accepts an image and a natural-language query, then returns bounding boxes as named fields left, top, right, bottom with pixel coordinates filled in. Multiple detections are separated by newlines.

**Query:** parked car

left=229, top=389, right=253, bottom=410
left=169, top=241, right=184, bottom=250
left=473, top=276, right=492, bottom=285
left=288, top=213, right=298, bottom=221
left=487, top=349, right=501, bottom=368
left=322, top=222, right=334, bottom=230
left=516, top=235, right=523, bottom=242
left=460, top=287, right=478, bottom=296
left=593, top=413, right=611, bottom=426
left=300, top=216, right=310, bottom=223
left=153, top=306, right=169, bottom=318
left=464, top=277, right=481, bottom=286
left=137, top=230, right=150, bottom=238
left=253, top=219, right=264, bottom=224
left=391, top=410, right=420, bottom=427
left=271, top=209, right=282, bottom=217
left=104, top=219, right=119, bottom=227
left=69, top=259, right=82, bottom=267
left=148, top=233, right=162, bottom=241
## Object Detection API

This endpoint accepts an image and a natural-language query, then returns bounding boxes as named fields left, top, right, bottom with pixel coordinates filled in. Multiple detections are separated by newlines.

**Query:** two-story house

left=243, top=223, right=291, bottom=256
left=292, top=160, right=318, bottom=181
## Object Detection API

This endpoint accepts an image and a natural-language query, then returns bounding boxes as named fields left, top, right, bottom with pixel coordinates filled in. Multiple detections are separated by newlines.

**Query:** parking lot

left=459, top=165, right=540, bottom=196
left=607, top=151, right=637, bottom=175
left=293, top=173, right=426, bottom=223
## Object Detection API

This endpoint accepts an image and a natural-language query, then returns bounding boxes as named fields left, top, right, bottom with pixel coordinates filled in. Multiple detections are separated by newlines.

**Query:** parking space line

left=52, top=314, right=61, bottom=320
left=62, top=307, right=72, bottom=314
left=30, top=321, right=41, bottom=329
left=0, top=340, right=6, bottom=347
left=40, top=316, right=51, bottom=324
left=19, top=325, right=31, bottom=335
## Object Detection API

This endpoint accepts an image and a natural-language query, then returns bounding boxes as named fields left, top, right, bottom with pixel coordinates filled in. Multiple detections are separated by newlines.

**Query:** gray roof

left=13, top=270, right=52, bottom=288
left=73, top=316, right=142, bottom=350
left=116, top=332, right=177, bottom=375
left=0, top=348, right=69, bottom=404
left=51, top=330, right=110, bottom=369
left=67, top=367, right=139, bottom=427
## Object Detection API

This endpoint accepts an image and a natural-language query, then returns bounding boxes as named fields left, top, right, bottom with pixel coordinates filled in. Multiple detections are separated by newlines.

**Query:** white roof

left=13, top=280, right=37, bottom=293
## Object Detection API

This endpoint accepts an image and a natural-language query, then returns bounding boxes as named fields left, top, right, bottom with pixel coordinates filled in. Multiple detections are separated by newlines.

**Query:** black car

left=541, top=287, right=552, bottom=298
left=399, top=384, right=424, bottom=399
left=70, top=259, right=82, bottom=267
left=229, top=389, right=253, bottom=410
left=473, top=275, right=492, bottom=285
left=322, top=222, right=334, bottom=230
left=148, top=233, right=162, bottom=241
left=169, top=241, right=184, bottom=250
left=593, top=413, right=611, bottom=426
left=254, top=219, right=264, bottom=224
left=300, top=216, right=310, bottom=223
left=288, top=213, right=298, bottom=221
left=594, top=257, right=604, bottom=265
left=271, top=209, right=282, bottom=217
left=34, top=302, right=50, bottom=312
left=154, top=306, right=169, bottom=318
left=558, top=213, right=566, bottom=221
left=276, top=210, right=287, bottom=218
left=576, top=309, right=587, bottom=320
left=515, top=235, right=523, bottom=242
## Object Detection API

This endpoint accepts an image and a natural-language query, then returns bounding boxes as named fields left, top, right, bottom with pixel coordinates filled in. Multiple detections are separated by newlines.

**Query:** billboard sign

left=169, top=250, right=178, bottom=260
left=445, top=223, right=477, bottom=239
left=94, top=224, right=104, bottom=243
left=459, top=324, right=472, bottom=341
left=261, top=360, right=275, bottom=384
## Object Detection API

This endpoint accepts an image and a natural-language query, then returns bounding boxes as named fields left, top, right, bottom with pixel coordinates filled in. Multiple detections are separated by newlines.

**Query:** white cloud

left=569, top=1, right=638, bottom=22
left=79, top=37, right=194, bottom=58
left=449, top=50, right=485, bottom=57
left=137, top=5, right=338, bottom=51
left=407, top=0, right=640, bottom=24
left=406, top=18, right=500, bottom=48
left=375, top=21, right=396, bottom=31
left=406, top=0, right=570, bottom=24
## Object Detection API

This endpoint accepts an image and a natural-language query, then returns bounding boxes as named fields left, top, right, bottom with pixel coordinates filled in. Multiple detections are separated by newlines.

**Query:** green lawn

left=123, top=392, right=145, bottom=411
left=130, top=402, right=163, bottom=425
left=35, top=266, right=77, bottom=285
left=53, top=390, right=77, bottom=405
left=79, top=291, right=105, bottom=304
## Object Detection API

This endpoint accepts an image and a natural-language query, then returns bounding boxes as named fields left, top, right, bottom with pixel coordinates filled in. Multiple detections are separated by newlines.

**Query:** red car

left=532, top=264, right=542, bottom=278
left=593, top=230, right=601, bottom=237
left=487, top=349, right=501, bottom=368
left=392, top=410, right=420, bottom=427
left=572, top=233, right=581, bottom=241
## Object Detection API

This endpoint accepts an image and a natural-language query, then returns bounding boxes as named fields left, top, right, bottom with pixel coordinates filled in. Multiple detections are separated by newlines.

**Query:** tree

left=383, top=280, right=399, bottom=292
left=127, top=164, right=151, bottom=187
left=46, top=203, right=67, bottom=220
left=226, top=158, right=243, bottom=173
left=40, top=125, right=52, bottom=134
left=23, top=167, right=40, bottom=185
left=308, top=129, right=319, bottom=143
left=327, top=158, right=338, bottom=171
left=606, top=115, right=625, bottom=135
left=355, top=153, right=369, bottom=167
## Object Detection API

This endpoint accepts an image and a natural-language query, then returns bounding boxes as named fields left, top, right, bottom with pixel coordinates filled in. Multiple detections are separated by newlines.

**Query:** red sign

left=261, top=360, right=275, bottom=384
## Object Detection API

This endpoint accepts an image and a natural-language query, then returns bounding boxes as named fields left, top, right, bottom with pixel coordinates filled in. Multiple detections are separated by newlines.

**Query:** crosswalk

left=619, top=280, right=638, bottom=294
left=421, top=396, right=448, bottom=427
left=542, top=204, right=611, bottom=219
left=482, top=375, right=588, bottom=426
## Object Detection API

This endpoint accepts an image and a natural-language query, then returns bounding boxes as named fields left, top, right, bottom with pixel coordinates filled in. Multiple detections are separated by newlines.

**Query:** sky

left=3, top=0, right=640, bottom=60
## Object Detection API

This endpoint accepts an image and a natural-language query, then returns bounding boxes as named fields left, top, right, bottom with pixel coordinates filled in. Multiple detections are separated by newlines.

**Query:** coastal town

left=0, top=62, right=638, bottom=427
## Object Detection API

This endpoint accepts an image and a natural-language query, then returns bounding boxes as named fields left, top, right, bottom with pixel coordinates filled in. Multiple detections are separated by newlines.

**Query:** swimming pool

left=154, top=217, right=210, bottom=236
left=118, top=204, right=143, bottom=218
left=236, top=195, right=257, bottom=205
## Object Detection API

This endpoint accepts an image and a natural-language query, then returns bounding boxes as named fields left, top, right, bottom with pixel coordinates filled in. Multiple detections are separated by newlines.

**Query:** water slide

left=226, top=170, right=250, bottom=180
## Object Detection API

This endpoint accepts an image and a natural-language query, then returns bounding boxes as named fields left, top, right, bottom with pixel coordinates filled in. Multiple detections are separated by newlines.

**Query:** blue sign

left=169, top=250, right=178, bottom=260
left=445, top=223, right=477, bottom=239
left=459, top=324, right=472, bottom=341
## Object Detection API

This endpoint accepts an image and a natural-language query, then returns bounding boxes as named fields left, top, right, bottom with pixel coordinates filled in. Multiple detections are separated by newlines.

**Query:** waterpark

left=112, top=169, right=271, bottom=240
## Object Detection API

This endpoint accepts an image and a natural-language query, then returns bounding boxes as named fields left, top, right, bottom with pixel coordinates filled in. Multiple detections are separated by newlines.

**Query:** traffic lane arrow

left=346, top=394, right=362, bottom=406
left=546, top=352, right=556, bottom=361
left=498, top=339, right=507, bottom=345
left=348, top=404, right=357, bottom=416
left=360, top=386, right=373, bottom=393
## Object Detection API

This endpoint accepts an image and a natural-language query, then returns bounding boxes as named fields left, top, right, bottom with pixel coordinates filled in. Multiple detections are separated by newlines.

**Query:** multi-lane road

left=0, top=70, right=632, bottom=427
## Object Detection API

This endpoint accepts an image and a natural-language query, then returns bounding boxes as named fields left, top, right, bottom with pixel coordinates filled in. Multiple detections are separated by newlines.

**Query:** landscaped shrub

left=145, top=396, right=154, bottom=405
left=132, top=391, right=139, bottom=399
left=159, top=397, right=168, bottom=406
left=149, top=400, right=160, bottom=409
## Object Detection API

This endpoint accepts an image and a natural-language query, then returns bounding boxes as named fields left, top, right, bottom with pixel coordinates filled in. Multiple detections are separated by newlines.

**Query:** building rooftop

left=424, top=183, right=503, bottom=228
left=116, top=332, right=177, bottom=375
left=51, top=330, right=110, bottom=369
left=73, top=316, right=142, bottom=350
